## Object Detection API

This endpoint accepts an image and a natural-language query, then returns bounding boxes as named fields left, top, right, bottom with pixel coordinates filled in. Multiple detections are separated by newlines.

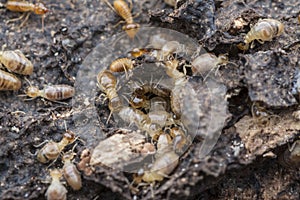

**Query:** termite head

left=122, top=23, right=140, bottom=39
left=129, top=93, right=147, bottom=109
left=251, top=102, right=269, bottom=119
left=218, top=54, right=228, bottom=65
left=130, top=48, right=149, bottom=58
left=34, top=2, right=49, bottom=15
left=63, top=130, right=76, bottom=143
left=50, top=168, right=63, bottom=180
left=134, top=86, right=146, bottom=95
left=25, top=86, right=40, bottom=98
left=62, top=151, right=76, bottom=163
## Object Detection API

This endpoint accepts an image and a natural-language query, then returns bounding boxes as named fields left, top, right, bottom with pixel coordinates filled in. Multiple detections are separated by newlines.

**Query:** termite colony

left=1, top=0, right=291, bottom=196
left=87, top=26, right=231, bottom=192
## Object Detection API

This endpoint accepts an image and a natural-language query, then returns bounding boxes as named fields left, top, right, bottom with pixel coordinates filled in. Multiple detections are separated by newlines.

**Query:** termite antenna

left=102, top=0, right=116, bottom=12
left=106, top=111, right=113, bottom=124
left=121, top=94, right=130, bottom=104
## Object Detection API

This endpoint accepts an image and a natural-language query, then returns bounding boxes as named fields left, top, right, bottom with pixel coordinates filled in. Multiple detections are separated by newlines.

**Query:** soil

left=0, top=0, right=299, bottom=200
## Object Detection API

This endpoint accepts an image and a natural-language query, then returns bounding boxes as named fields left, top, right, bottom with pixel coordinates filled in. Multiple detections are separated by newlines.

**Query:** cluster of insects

left=0, top=48, right=75, bottom=103
left=35, top=128, right=82, bottom=200
left=0, top=49, right=33, bottom=91
left=1, top=0, right=293, bottom=197
left=95, top=28, right=233, bottom=189
left=93, top=16, right=287, bottom=193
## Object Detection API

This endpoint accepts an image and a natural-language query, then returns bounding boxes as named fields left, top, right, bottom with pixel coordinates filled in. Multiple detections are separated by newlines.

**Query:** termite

left=62, top=150, right=82, bottom=190
left=24, top=84, right=75, bottom=101
left=36, top=131, right=77, bottom=163
left=156, top=133, right=172, bottom=153
left=0, top=69, right=21, bottom=91
left=237, top=18, right=284, bottom=50
left=109, top=57, right=135, bottom=78
left=163, top=59, right=187, bottom=118
left=148, top=34, right=168, bottom=49
left=6, top=0, right=49, bottom=30
left=167, top=126, right=189, bottom=153
left=104, top=0, right=140, bottom=38
left=191, top=53, right=228, bottom=77
left=45, top=169, right=67, bottom=200
left=118, top=106, right=162, bottom=138
left=160, top=41, right=183, bottom=59
left=164, top=59, right=186, bottom=80
left=140, top=150, right=179, bottom=182
left=128, top=81, right=171, bottom=110
left=0, top=49, right=33, bottom=75
left=148, top=97, right=173, bottom=127
left=97, top=70, right=124, bottom=122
